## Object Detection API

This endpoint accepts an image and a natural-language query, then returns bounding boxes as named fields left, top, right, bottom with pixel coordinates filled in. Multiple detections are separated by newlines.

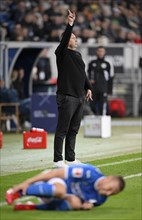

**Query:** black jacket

left=88, top=58, right=114, bottom=95
left=55, top=24, right=92, bottom=98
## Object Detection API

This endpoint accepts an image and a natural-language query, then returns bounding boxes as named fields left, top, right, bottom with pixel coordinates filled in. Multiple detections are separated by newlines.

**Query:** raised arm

left=55, top=10, right=76, bottom=55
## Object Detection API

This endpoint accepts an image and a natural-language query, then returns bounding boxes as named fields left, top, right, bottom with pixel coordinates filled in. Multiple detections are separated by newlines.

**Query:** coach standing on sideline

left=88, top=46, right=114, bottom=116
left=53, top=10, right=93, bottom=168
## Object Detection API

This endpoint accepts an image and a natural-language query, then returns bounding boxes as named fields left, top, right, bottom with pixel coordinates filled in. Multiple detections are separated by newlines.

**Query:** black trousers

left=54, top=94, right=85, bottom=162
left=90, top=92, right=108, bottom=115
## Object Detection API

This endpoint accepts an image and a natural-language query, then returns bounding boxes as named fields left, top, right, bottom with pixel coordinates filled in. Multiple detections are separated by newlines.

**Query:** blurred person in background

left=12, top=67, right=25, bottom=100
left=88, top=46, right=114, bottom=116
left=10, top=0, right=27, bottom=24
left=0, top=78, right=19, bottom=130
left=0, top=78, right=19, bottom=104
left=11, top=68, right=31, bottom=128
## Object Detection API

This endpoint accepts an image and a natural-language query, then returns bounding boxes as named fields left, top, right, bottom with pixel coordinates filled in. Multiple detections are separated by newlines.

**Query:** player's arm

left=81, top=199, right=103, bottom=210
left=13, top=168, right=65, bottom=194
left=81, top=201, right=94, bottom=210
left=55, top=10, right=75, bottom=55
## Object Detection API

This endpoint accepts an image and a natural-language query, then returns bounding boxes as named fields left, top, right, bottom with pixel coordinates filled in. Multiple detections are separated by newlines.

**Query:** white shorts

left=39, top=177, right=66, bottom=204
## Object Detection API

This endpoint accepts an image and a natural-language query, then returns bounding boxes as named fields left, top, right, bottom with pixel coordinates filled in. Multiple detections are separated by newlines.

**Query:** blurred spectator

left=0, top=78, right=18, bottom=103
left=97, top=35, right=110, bottom=45
left=0, top=75, right=31, bottom=126
left=37, top=57, right=51, bottom=81
left=81, top=28, right=96, bottom=43
left=9, top=24, right=29, bottom=41
left=0, top=78, right=31, bottom=128
left=0, top=0, right=141, bottom=43
left=10, top=1, right=27, bottom=24
left=11, top=68, right=31, bottom=126
left=0, top=78, right=19, bottom=117
left=32, top=48, right=51, bottom=82
left=12, top=67, right=25, bottom=100
left=115, top=28, right=127, bottom=43
left=0, top=25, right=7, bottom=41
left=109, top=20, right=121, bottom=42
left=20, top=12, right=42, bottom=41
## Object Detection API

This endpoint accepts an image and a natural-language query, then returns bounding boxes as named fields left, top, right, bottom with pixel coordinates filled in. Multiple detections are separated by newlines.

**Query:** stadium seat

left=0, top=103, right=20, bottom=132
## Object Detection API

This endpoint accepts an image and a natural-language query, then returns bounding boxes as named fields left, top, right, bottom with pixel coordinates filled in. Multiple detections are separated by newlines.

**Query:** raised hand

left=68, top=9, right=76, bottom=26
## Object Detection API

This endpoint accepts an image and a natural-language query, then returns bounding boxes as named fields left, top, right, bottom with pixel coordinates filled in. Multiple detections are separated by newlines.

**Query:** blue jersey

left=64, top=164, right=107, bottom=206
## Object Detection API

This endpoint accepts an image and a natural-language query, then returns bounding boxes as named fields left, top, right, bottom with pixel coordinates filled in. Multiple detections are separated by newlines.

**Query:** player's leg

left=6, top=178, right=66, bottom=205
left=14, top=201, right=36, bottom=211
left=14, top=195, right=82, bottom=211
left=26, top=180, right=66, bottom=198
left=37, top=195, right=82, bottom=211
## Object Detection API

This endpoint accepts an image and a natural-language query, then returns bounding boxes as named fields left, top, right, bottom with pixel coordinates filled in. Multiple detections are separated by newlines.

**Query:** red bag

left=109, top=98, right=126, bottom=117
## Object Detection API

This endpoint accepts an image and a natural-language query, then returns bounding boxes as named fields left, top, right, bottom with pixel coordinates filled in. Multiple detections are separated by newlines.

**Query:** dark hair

left=96, top=45, right=105, bottom=50
left=115, top=176, right=126, bottom=192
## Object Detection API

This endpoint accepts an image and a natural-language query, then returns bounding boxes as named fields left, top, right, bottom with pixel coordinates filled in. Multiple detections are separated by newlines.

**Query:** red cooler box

left=23, top=128, right=47, bottom=149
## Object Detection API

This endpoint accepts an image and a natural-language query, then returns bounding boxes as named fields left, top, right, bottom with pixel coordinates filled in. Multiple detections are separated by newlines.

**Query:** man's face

left=98, top=176, right=120, bottom=196
left=96, top=48, right=106, bottom=59
left=68, top=33, right=77, bottom=49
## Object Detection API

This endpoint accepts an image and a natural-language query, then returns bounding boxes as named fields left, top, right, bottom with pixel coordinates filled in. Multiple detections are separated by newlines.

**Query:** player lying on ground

left=6, top=163, right=125, bottom=211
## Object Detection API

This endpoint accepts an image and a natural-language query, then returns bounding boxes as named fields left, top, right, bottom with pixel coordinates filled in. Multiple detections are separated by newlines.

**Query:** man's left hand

left=86, top=89, right=93, bottom=102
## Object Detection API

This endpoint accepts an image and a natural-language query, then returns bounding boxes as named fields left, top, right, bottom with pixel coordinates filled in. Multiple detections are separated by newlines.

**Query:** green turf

left=0, top=152, right=142, bottom=220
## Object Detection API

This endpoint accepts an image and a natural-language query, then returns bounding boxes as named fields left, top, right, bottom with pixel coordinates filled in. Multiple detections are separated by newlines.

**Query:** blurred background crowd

left=0, top=0, right=142, bottom=44
left=0, top=0, right=142, bottom=131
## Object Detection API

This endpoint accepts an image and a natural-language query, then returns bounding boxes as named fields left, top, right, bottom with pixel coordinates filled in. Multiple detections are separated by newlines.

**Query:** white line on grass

left=97, top=157, right=141, bottom=167
left=0, top=196, right=35, bottom=207
left=0, top=172, right=141, bottom=207
left=124, top=173, right=142, bottom=179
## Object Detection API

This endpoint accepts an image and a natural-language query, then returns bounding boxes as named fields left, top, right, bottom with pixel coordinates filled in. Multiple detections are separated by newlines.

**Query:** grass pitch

left=0, top=152, right=141, bottom=220
left=0, top=120, right=141, bottom=220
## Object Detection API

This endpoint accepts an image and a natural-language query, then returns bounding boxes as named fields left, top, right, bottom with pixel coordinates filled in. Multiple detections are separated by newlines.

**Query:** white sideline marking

left=0, top=157, right=141, bottom=207
left=97, top=158, right=141, bottom=167
left=124, top=173, right=142, bottom=179
left=0, top=196, right=34, bottom=207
